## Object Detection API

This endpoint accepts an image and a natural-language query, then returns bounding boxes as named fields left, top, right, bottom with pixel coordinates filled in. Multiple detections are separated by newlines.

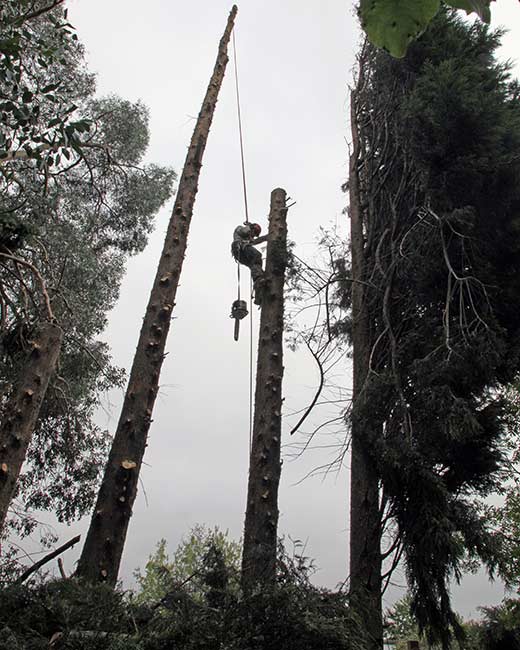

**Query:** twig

left=57, top=557, right=67, bottom=579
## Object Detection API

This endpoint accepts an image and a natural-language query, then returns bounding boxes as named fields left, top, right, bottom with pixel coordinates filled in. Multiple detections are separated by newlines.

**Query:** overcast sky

left=46, top=0, right=520, bottom=619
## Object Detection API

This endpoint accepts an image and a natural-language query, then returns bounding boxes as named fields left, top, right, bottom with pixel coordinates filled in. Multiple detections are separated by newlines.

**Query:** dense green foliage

left=359, top=0, right=495, bottom=58
left=384, top=593, right=520, bottom=649
left=0, top=545, right=365, bottom=650
left=0, top=580, right=134, bottom=649
left=347, top=9, right=520, bottom=646
left=385, top=594, right=427, bottom=649
left=0, top=1, right=175, bottom=550
left=0, top=0, right=88, bottom=167
left=134, top=524, right=242, bottom=605
left=485, top=385, right=520, bottom=588
left=476, top=599, right=520, bottom=650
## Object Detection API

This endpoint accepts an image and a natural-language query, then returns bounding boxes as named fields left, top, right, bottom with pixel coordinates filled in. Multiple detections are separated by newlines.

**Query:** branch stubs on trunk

left=241, top=187, right=288, bottom=593
left=0, top=321, right=63, bottom=532
left=75, top=5, right=238, bottom=585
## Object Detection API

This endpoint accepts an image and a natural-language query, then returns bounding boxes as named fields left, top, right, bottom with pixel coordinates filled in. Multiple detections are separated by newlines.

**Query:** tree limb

left=0, top=252, right=54, bottom=321
left=13, top=535, right=80, bottom=585
left=14, top=0, right=66, bottom=26
left=290, top=338, right=325, bottom=436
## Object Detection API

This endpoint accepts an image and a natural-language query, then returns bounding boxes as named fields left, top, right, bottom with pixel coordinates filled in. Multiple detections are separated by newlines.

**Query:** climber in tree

left=231, top=222, right=268, bottom=305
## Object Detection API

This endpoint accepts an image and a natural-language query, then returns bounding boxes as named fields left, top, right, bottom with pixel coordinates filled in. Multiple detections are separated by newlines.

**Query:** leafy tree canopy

left=0, top=0, right=91, bottom=168
left=384, top=593, right=475, bottom=649
left=133, top=524, right=242, bottom=606
left=484, top=384, right=520, bottom=588
left=477, top=599, right=520, bottom=650
left=0, top=1, right=175, bottom=548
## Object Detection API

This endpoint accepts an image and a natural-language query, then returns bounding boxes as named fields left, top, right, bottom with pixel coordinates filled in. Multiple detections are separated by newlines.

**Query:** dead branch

left=290, top=338, right=325, bottom=436
left=13, top=535, right=80, bottom=585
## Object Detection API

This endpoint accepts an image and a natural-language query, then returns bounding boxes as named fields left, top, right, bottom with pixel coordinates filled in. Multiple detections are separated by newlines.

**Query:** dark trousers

left=231, top=242, right=263, bottom=281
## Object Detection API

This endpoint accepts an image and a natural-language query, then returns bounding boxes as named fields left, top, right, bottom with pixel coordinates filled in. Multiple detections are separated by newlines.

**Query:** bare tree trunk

left=76, top=5, right=238, bottom=585
left=241, top=187, right=288, bottom=593
left=0, top=321, right=63, bottom=532
left=348, top=87, right=383, bottom=649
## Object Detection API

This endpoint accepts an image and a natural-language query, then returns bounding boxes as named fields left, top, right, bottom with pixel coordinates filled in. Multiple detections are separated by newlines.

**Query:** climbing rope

left=236, top=257, right=241, bottom=302
left=232, top=28, right=250, bottom=225
left=249, top=275, right=253, bottom=452
left=232, top=26, right=253, bottom=454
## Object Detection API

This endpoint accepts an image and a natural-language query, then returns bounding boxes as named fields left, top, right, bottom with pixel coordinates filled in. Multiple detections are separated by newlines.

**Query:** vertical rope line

left=232, top=26, right=253, bottom=456
left=232, top=28, right=250, bottom=224
left=249, top=277, right=253, bottom=454
left=237, top=260, right=241, bottom=301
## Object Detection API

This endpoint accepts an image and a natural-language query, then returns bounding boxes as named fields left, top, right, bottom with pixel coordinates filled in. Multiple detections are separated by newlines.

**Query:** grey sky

left=50, top=0, right=520, bottom=619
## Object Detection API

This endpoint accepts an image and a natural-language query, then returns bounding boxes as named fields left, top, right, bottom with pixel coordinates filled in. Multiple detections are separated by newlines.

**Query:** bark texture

left=348, top=87, right=383, bottom=649
left=76, top=5, right=238, bottom=585
left=0, top=321, right=63, bottom=532
left=241, top=187, right=287, bottom=593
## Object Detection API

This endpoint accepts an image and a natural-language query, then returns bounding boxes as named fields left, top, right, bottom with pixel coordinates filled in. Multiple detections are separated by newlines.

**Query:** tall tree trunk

left=76, top=5, right=238, bottom=585
left=241, top=187, right=288, bottom=593
left=348, top=87, right=383, bottom=649
left=0, top=321, right=63, bottom=532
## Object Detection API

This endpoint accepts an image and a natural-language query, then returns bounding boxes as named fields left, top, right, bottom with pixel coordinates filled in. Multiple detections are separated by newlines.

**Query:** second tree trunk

left=0, top=321, right=63, bottom=532
left=241, top=187, right=288, bottom=593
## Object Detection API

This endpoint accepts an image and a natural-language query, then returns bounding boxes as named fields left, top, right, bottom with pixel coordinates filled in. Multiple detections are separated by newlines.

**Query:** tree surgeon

left=231, top=222, right=268, bottom=304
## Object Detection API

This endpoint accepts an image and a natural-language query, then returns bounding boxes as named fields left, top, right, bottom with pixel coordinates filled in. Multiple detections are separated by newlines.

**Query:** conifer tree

left=347, top=10, right=520, bottom=648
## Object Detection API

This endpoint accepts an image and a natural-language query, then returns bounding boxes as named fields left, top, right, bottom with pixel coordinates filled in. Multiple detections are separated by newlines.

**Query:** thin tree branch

left=290, top=338, right=325, bottom=436
left=0, top=252, right=54, bottom=320
left=13, top=535, right=80, bottom=585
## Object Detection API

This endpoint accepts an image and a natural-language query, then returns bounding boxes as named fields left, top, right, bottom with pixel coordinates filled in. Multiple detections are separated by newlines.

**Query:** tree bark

left=75, top=5, right=238, bottom=585
left=0, top=321, right=63, bottom=532
left=348, top=87, right=383, bottom=649
left=241, top=187, right=287, bottom=593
